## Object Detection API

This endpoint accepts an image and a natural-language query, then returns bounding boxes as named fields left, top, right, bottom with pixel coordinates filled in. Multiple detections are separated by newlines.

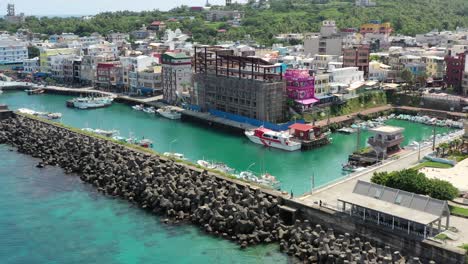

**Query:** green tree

left=427, top=179, right=459, bottom=200
left=27, top=46, right=40, bottom=59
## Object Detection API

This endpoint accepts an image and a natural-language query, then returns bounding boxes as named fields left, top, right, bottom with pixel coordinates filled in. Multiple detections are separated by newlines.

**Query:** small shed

left=288, top=123, right=321, bottom=141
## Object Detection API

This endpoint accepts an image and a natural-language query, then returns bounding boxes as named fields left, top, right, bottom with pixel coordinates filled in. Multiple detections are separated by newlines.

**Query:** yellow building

left=39, top=48, right=78, bottom=73
left=360, top=22, right=392, bottom=35
left=422, top=56, right=445, bottom=79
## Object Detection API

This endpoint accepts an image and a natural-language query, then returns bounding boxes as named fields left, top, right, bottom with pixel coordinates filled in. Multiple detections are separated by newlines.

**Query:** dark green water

left=0, top=91, right=454, bottom=195
left=0, top=145, right=288, bottom=263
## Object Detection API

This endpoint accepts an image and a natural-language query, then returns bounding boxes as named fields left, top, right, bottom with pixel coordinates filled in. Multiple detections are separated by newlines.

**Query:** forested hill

left=0, top=0, right=467, bottom=46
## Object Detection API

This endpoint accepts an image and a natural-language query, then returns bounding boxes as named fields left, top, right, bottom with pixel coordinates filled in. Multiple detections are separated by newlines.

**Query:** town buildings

left=0, top=38, right=28, bottom=64
left=205, top=10, right=244, bottom=22
left=304, top=21, right=343, bottom=56
left=39, top=48, right=78, bottom=73
left=96, top=61, right=123, bottom=91
left=22, top=57, right=40, bottom=73
left=193, top=46, right=286, bottom=123
left=422, top=56, right=445, bottom=80
left=80, top=55, right=107, bottom=85
left=368, top=126, right=405, bottom=159
left=162, top=52, right=192, bottom=104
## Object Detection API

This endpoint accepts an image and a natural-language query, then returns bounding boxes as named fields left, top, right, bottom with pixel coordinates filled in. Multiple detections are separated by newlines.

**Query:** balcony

left=368, top=136, right=404, bottom=148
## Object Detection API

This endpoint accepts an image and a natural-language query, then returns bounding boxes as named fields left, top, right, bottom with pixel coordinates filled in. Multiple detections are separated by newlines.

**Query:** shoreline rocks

left=0, top=116, right=427, bottom=263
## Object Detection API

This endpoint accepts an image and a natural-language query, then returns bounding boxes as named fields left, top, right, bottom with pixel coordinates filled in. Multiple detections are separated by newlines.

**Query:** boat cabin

left=288, top=123, right=322, bottom=141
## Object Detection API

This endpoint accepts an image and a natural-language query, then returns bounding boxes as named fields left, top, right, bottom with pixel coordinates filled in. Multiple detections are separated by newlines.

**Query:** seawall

left=0, top=114, right=465, bottom=263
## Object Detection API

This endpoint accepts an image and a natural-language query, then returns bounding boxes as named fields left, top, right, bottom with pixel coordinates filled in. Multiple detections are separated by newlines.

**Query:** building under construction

left=193, top=46, right=286, bottom=123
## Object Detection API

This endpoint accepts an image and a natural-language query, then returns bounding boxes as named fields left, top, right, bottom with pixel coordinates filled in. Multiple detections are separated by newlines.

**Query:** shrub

left=371, top=169, right=459, bottom=201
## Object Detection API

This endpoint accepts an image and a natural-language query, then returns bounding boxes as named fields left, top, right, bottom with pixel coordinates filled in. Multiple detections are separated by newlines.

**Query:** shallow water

left=0, top=145, right=289, bottom=264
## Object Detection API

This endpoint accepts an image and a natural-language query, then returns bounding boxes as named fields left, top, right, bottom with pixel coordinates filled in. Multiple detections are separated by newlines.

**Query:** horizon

left=0, top=0, right=248, bottom=16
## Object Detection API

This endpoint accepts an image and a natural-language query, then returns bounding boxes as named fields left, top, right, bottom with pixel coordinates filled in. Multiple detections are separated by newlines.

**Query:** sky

left=0, top=0, right=248, bottom=16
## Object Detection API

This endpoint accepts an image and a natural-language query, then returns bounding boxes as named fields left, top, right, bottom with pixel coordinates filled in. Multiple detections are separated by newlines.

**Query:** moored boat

left=138, top=138, right=153, bottom=148
left=17, top=108, right=62, bottom=120
left=244, top=127, right=301, bottom=151
left=25, top=88, right=45, bottom=95
left=197, top=160, right=234, bottom=174
left=157, top=106, right=181, bottom=120
left=143, top=107, right=156, bottom=114
left=132, top=104, right=144, bottom=111
left=82, top=128, right=118, bottom=137
left=71, top=96, right=114, bottom=109
left=163, top=152, right=186, bottom=160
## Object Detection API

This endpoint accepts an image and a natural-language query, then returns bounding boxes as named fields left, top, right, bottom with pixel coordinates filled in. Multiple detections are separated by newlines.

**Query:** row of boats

left=17, top=108, right=62, bottom=120
left=69, top=96, right=114, bottom=109
left=388, top=114, right=464, bottom=129
left=81, top=128, right=154, bottom=148
left=132, top=104, right=182, bottom=120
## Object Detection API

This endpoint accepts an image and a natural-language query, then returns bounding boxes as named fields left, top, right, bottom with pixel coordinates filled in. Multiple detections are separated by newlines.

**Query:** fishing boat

left=336, top=127, right=356, bottom=134
left=82, top=128, right=118, bottom=137
left=244, top=127, right=301, bottom=151
left=70, top=96, right=114, bottom=109
left=157, top=106, right=181, bottom=120
left=197, top=160, right=234, bottom=174
left=237, top=171, right=280, bottom=189
left=132, top=104, right=144, bottom=111
left=342, top=164, right=366, bottom=173
left=17, top=108, right=62, bottom=120
left=143, top=107, right=156, bottom=114
left=25, top=88, right=45, bottom=95
left=163, top=152, right=186, bottom=160
left=138, top=138, right=153, bottom=148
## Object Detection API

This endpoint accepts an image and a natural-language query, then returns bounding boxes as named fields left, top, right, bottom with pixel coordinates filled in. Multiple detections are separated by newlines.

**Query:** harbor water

left=0, top=91, right=455, bottom=195
left=0, top=145, right=288, bottom=263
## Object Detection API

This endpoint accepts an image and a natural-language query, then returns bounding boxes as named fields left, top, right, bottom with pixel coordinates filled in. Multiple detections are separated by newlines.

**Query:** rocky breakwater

left=0, top=115, right=428, bottom=263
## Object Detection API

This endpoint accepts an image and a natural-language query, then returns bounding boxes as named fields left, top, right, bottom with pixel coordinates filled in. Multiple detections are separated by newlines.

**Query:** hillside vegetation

left=0, top=0, right=466, bottom=45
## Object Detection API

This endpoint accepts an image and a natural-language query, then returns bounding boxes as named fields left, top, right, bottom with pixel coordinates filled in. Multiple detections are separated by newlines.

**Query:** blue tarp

left=208, top=109, right=305, bottom=131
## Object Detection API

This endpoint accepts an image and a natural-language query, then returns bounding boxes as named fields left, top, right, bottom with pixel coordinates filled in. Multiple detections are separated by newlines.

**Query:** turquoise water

left=0, top=145, right=288, bottom=263
left=0, top=91, right=455, bottom=195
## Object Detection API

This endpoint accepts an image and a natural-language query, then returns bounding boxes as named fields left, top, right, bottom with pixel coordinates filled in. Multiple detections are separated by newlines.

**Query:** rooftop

left=338, top=180, right=450, bottom=225
left=369, top=125, right=404, bottom=134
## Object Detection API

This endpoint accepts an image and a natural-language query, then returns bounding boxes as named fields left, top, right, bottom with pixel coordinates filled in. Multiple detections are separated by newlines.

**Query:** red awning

left=289, top=123, right=314, bottom=132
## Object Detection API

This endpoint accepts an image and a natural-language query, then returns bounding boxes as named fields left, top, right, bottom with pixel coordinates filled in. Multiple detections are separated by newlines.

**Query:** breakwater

left=0, top=114, right=460, bottom=263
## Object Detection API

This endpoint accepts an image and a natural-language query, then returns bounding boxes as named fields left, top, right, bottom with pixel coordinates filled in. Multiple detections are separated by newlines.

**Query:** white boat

left=132, top=104, right=144, bottom=111
left=0, top=89, right=3, bottom=94
left=164, top=152, right=186, bottom=160
left=17, top=108, right=62, bottom=120
left=157, top=106, right=181, bottom=120
left=71, top=96, right=114, bottom=109
left=237, top=171, right=281, bottom=189
left=244, top=127, right=301, bottom=151
left=82, top=128, right=118, bottom=137
left=197, top=160, right=234, bottom=174
left=138, top=138, right=153, bottom=148
left=337, top=127, right=356, bottom=134
left=143, top=107, right=156, bottom=114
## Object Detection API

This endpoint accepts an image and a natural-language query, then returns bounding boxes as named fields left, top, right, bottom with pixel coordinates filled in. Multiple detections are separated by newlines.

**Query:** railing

left=368, top=137, right=404, bottom=148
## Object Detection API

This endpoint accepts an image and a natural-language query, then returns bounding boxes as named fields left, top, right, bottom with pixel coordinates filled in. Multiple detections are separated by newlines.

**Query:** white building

left=415, top=31, right=450, bottom=47
left=49, top=54, right=76, bottom=80
left=23, top=57, right=40, bottom=73
left=84, top=43, right=118, bottom=60
left=0, top=38, right=28, bottom=64
left=162, top=52, right=192, bottom=104
left=329, top=67, right=364, bottom=92
left=311, top=54, right=340, bottom=71
left=120, top=55, right=157, bottom=91
left=368, top=61, right=391, bottom=81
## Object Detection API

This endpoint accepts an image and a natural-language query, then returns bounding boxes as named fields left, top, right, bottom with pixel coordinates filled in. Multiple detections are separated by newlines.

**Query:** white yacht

left=157, top=106, right=181, bottom=120
left=71, top=96, right=114, bottom=109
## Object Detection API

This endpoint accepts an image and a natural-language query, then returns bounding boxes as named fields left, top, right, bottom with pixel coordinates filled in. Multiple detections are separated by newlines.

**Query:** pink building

left=285, top=69, right=317, bottom=110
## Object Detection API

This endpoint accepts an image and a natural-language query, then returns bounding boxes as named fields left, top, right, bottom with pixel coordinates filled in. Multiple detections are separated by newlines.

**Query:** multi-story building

left=96, top=61, right=123, bottom=91
left=193, top=46, right=286, bottom=123
left=444, top=52, right=466, bottom=92
left=285, top=69, right=316, bottom=111
left=107, top=33, right=129, bottom=46
left=403, top=62, right=426, bottom=77
left=304, top=21, right=343, bottom=56
left=422, top=56, right=445, bottom=80
left=49, top=54, right=76, bottom=81
left=133, top=66, right=162, bottom=95
left=161, top=52, right=192, bottom=104
left=0, top=38, right=28, bottom=64
left=83, top=43, right=118, bottom=60
left=415, top=31, right=450, bottom=47
left=343, top=45, right=370, bottom=78
left=368, top=126, right=404, bottom=159
left=39, top=48, right=78, bottom=73
left=360, top=21, right=392, bottom=48
left=462, top=71, right=468, bottom=96
left=310, top=55, right=340, bottom=72
left=23, top=57, right=40, bottom=73
left=80, top=55, right=107, bottom=85
left=62, top=56, right=82, bottom=83
left=329, top=67, right=364, bottom=86
left=49, top=33, right=79, bottom=44
left=120, top=55, right=158, bottom=93
left=368, top=61, right=391, bottom=81
left=314, top=73, right=331, bottom=96
left=205, top=10, right=244, bottom=22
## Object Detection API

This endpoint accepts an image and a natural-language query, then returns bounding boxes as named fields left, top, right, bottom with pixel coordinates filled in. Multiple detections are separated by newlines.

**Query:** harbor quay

left=0, top=113, right=464, bottom=263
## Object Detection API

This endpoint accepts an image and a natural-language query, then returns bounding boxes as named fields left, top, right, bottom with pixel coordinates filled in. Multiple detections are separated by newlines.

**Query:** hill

left=0, top=0, right=466, bottom=46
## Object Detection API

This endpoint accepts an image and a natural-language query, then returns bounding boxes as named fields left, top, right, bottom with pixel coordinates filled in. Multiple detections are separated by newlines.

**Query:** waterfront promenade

left=298, top=129, right=468, bottom=247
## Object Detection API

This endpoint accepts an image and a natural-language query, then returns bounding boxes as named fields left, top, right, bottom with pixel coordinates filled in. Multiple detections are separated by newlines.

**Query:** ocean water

left=0, top=91, right=455, bottom=195
left=0, top=145, right=289, bottom=264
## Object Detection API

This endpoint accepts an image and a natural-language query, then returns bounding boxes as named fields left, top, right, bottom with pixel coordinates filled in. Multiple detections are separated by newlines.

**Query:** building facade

left=444, top=52, right=466, bottom=92
left=422, top=56, right=445, bottom=80
left=285, top=69, right=316, bottom=110
left=0, top=38, right=28, bottom=64
left=22, top=57, right=40, bottom=73
left=39, top=48, right=78, bottom=73
left=368, top=61, right=391, bottom=81
left=343, top=45, right=370, bottom=78
left=96, top=61, right=123, bottom=91
left=80, top=55, right=107, bottom=85
left=193, top=46, right=286, bottom=123
left=161, top=52, right=192, bottom=104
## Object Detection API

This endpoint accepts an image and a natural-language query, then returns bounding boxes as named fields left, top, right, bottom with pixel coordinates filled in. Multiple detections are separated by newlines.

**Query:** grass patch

left=448, top=154, right=468, bottom=162
left=412, top=161, right=453, bottom=170
left=450, top=205, right=468, bottom=217
left=435, top=233, right=451, bottom=241
left=458, top=244, right=468, bottom=251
